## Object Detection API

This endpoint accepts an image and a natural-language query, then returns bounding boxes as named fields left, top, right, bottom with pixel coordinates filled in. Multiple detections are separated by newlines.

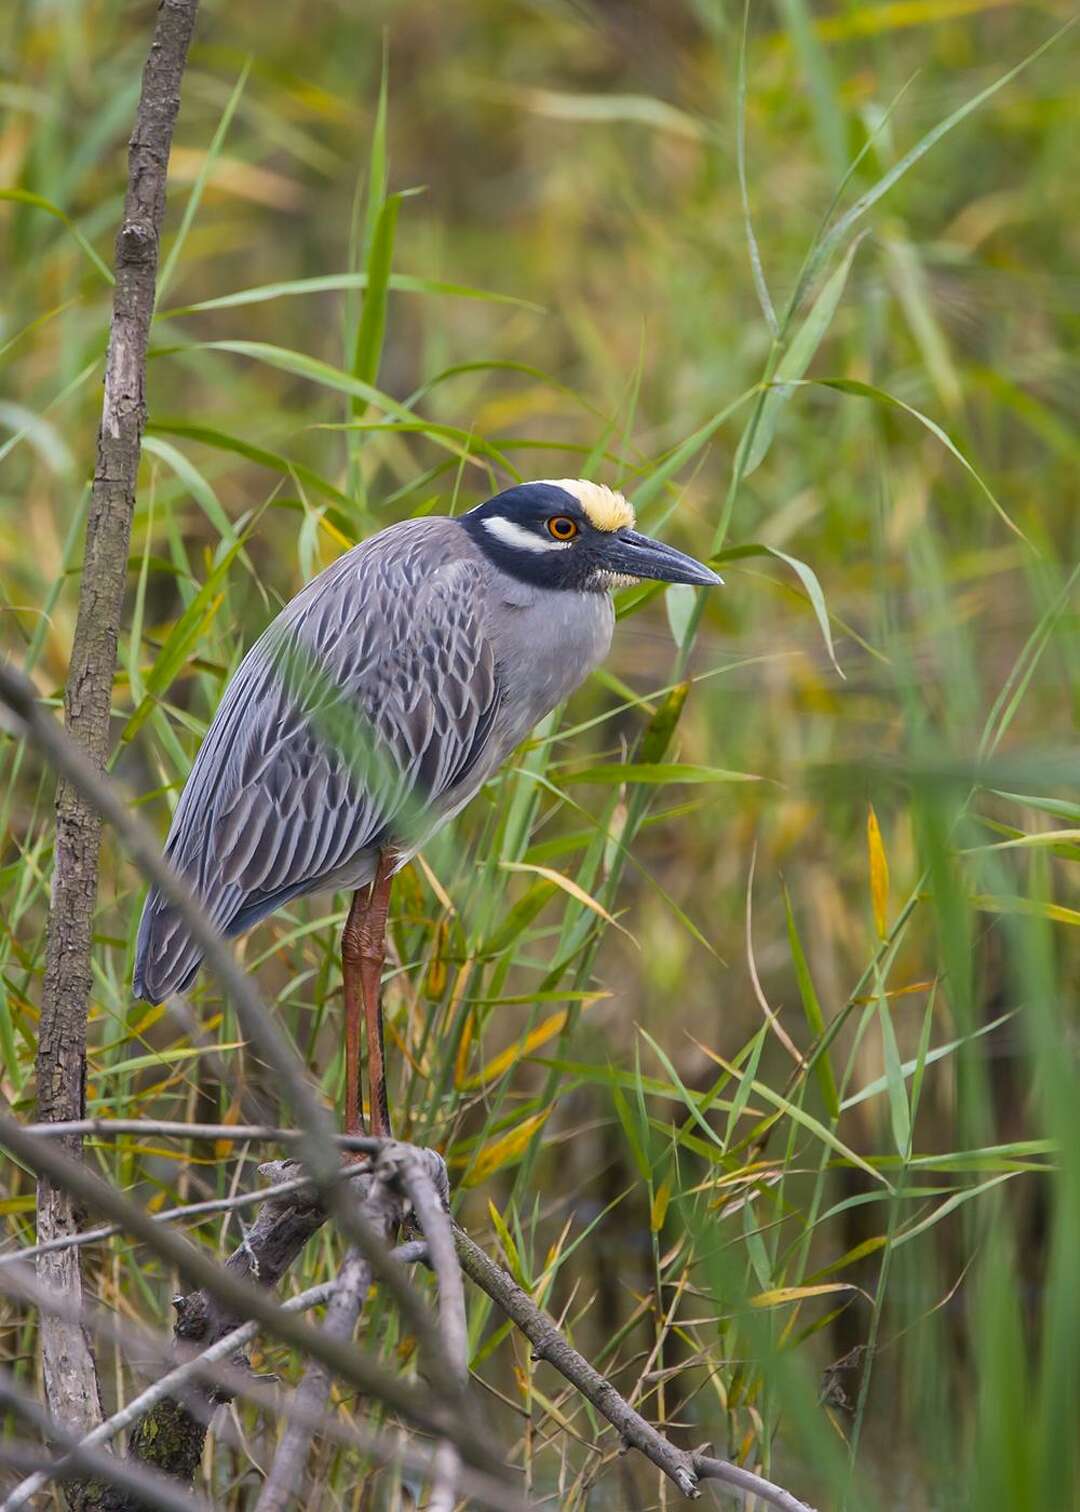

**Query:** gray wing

left=134, top=520, right=501, bottom=1000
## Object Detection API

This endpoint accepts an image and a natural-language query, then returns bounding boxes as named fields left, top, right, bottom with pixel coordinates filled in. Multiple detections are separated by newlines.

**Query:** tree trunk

left=36, top=0, right=200, bottom=1449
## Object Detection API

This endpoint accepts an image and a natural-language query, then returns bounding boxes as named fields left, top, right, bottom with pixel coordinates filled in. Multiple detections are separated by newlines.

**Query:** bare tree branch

left=693, top=1456, right=818, bottom=1511
left=453, top=1225, right=818, bottom=1511
left=34, top=0, right=200, bottom=1449
left=254, top=1238, right=382, bottom=1512
left=1, top=1256, right=527, bottom=1512
left=390, top=1148, right=468, bottom=1512
left=396, top=1149, right=468, bottom=1392
left=0, top=1117, right=504, bottom=1482
left=255, top=1147, right=472, bottom=1512
left=427, top=1441, right=464, bottom=1512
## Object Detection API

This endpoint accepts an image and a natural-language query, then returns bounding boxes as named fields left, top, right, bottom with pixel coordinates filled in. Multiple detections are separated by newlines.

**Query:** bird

left=133, top=479, right=722, bottom=1137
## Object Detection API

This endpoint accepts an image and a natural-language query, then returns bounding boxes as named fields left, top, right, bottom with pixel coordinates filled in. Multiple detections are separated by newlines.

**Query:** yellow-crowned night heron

left=134, top=480, right=721, bottom=1135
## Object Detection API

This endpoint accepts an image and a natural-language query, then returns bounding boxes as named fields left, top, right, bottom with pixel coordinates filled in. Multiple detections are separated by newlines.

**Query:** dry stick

left=454, top=1226, right=818, bottom=1512
left=0, top=1259, right=525, bottom=1512
left=22, top=1119, right=383, bottom=1148
left=396, top=1149, right=469, bottom=1512
left=0, top=660, right=465, bottom=1413
left=397, top=1149, right=469, bottom=1391
left=34, top=0, right=200, bottom=1447
left=0, top=1366, right=210, bottom=1512
left=428, top=1441, right=464, bottom=1512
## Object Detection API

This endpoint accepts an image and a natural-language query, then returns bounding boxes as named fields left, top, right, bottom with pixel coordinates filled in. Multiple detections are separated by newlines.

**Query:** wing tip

left=133, top=891, right=203, bottom=1003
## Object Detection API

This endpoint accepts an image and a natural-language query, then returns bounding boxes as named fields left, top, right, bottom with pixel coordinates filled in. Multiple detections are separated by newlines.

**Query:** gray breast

left=477, top=562, right=615, bottom=757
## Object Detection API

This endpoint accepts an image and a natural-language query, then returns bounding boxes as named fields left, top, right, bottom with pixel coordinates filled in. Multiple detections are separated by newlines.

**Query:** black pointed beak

left=603, top=530, right=723, bottom=587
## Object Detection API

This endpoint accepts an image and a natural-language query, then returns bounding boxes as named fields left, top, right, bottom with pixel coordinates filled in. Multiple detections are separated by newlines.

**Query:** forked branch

left=454, top=1225, right=818, bottom=1511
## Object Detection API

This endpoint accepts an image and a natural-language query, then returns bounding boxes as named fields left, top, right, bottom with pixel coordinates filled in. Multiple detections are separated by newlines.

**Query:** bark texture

left=36, top=0, right=200, bottom=1448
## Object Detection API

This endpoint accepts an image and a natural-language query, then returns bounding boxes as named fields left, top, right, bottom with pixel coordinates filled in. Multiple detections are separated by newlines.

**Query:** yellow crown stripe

left=537, top=479, right=635, bottom=533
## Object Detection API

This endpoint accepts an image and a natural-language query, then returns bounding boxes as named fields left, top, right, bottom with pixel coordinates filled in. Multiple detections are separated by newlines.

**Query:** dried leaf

left=463, top=1001, right=605, bottom=1091
left=460, top=1111, right=550, bottom=1187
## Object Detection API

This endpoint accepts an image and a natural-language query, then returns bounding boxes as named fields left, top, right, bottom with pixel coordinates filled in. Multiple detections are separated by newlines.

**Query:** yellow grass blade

left=459, top=1111, right=550, bottom=1187
left=867, top=803, right=890, bottom=939
left=750, top=1282, right=857, bottom=1309
left=499, top=861, right=636, bottom=943
left=463, top=998, right=607, bottom=1091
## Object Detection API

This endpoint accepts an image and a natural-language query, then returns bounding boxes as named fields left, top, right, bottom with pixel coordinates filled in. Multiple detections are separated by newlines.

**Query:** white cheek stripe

left=483, top=516, right=570, bottom=553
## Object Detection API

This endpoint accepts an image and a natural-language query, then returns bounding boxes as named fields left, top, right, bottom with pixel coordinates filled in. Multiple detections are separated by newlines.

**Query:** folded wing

left=134, top=522, right=500, bottom=1001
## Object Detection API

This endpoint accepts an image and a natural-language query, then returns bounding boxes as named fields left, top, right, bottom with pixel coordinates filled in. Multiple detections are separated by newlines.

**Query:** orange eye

left=547, top=516, right=578, bottom=540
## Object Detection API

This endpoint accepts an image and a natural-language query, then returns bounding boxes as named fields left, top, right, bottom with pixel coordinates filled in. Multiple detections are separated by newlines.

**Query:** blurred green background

left=2, top=1, right=1078, bottom=1507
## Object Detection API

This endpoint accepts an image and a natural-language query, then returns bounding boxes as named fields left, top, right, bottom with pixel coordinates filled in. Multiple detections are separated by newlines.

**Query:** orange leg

left=341, top=893, right=367, bottom=1138
left=341, top=850, right=395, bottom=1138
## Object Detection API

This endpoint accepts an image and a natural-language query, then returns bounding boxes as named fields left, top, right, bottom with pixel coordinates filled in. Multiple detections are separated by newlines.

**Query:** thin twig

left=396, top=1147, right=469, bottom=1512
left=254, top=1153, right=400, bottom=1512
left=427, top=1440, right=464, bottom=1512
left=454, top=1225, right=818, bottom=1510
left=0, top=1154, right=377, bottom=1269
left=21, top=1118, right=383, bottom=1149
left=255, top=1147, right=470, bottom=1512
left=694, top=1455, right=818, bottom=1511
left=255, top=1242, right=376, bottom=1510
left=396, top=1148, right=469, bottom=1391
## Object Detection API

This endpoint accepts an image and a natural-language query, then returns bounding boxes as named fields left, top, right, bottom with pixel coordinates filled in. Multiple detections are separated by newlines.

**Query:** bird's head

left=461, top=479, right=722, bottom=594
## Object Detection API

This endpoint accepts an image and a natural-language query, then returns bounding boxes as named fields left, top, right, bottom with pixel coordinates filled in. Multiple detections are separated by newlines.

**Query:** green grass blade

left=783, top=885, right=839, bottom=1119
left=0, top=188, right=113, bottom=284
left=739, top=235, right=863, bottom=480
left=157, top=59, right=251, bottom=302
left=351, top=190, right=403, bottom=418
